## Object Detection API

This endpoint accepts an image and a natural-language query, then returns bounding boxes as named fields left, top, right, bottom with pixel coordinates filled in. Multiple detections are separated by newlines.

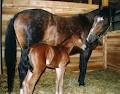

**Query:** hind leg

left=55, top=67, right=66, bottom=94
left=18, top=48, right=29, bottom=93
left=23, top=70, right=40, bottom=94
left=23, top=66, right=46, bottom=94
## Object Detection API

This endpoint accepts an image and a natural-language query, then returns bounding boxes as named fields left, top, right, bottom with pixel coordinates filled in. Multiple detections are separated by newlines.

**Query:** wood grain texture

left=107, top=31, right=120, bottom=73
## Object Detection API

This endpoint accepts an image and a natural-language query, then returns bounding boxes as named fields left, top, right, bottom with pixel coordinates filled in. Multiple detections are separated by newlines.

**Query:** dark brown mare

left=23, top=34, right=81, bottom=94
left=5, top=5, right=111, bottom=93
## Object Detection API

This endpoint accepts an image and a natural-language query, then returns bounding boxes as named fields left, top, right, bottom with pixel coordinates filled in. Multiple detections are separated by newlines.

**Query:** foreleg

left=78, top=40, right=99, bottom=86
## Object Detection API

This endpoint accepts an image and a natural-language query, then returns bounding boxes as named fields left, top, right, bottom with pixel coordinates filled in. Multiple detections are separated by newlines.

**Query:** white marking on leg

left=56, top=68, right=61, bottom=94
left=81, top=44, right=86, bottom=51
left=56, top=67, right=65, bottom=94
left=20, top=88, right=23, bottom=94
left=28, top=70, right=33, bottom=81
left=46, top=59, right=50, bottom=65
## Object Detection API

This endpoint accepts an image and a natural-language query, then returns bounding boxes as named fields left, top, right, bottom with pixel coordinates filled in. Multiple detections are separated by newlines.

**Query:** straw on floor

left=0, top=68, right=120, bottom=94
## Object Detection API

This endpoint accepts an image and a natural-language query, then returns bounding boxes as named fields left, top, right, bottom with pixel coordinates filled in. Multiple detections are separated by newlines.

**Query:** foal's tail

left=5, top=18, right=16, bottom=93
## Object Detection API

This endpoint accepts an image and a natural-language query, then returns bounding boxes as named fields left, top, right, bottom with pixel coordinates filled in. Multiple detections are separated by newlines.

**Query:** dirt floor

left=0, top=67, right=120, bottom=94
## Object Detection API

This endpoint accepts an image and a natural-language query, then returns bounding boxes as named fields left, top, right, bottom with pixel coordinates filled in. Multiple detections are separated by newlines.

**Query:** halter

left=86, top=23, right=111, bottom=49
left=98, top=23, right=111, bottom=38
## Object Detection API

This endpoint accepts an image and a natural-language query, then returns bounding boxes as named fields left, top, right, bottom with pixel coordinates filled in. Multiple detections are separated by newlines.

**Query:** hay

left=0, top=69, right=120, bottom=94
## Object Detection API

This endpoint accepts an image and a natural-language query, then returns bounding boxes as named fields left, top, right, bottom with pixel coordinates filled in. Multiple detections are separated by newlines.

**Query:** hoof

left=79, top=82, right=85, bottom=86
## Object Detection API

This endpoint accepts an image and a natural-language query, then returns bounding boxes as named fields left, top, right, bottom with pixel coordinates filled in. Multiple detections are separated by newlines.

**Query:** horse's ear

left=98, top=5, right=111, bottom=19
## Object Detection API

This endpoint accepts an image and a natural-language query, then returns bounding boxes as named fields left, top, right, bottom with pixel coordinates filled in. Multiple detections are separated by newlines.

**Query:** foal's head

left=63, top=34, right=82, bottom=51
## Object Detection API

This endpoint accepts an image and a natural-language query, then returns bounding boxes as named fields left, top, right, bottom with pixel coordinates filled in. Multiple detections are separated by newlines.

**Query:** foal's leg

left=23, top=68, right=45, bottom=94
left=23, top=70, right=34, bottom=94
left=55, top=67, right=65, bottom=94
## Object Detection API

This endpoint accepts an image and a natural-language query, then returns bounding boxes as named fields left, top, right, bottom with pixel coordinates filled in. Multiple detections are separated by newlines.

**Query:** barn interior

left=1, top=0, right=120, bottom=94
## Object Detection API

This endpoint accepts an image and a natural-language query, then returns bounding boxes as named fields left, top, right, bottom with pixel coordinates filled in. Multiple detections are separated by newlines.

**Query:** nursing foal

left=23, top=34, right=82, bottom=94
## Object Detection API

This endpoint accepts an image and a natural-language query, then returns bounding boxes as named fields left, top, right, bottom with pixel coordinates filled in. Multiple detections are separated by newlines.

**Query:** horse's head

left=86, top=16, right=105, bottom=43
left=98, top=5, right=115, bottom=27
left=91, top=16, right=104, bottom=34
left=86, top=5, right=113, bottom=42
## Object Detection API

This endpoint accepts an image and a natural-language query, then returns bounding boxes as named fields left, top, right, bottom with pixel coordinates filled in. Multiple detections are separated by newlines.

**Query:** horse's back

left=14, top=9, right=53, bottom=47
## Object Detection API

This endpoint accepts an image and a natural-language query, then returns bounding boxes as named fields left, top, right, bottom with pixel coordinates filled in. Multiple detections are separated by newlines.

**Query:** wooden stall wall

left=107, top=31, right=120, bottom=73
left=69, top=44, right=105, bottom=71
left=2, top=0, right=106, bottom=72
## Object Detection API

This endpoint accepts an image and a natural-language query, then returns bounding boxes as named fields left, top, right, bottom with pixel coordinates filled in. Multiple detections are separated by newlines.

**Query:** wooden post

left=102, top=0, right=109, bottom=6
left=88, top=0, right=92, bottom=4
left=0, top=47, right=1, bottom=75
left=0, top=2, right=2, bottom=74
left=103, top=35, right=107, bottom=69
left=0, top=44, right=3, bottom=75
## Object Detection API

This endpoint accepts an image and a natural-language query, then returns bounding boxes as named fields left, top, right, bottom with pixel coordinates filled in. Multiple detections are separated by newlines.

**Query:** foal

left=23, top=34, right=82, bottom=94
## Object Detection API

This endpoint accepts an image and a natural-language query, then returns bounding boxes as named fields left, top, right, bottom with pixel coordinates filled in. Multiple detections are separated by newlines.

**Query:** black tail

left=5, top=18, right=16, bottom=93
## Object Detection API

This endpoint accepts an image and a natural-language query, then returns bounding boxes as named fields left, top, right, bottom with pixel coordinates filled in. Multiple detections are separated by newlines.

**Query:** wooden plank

left=102, top=0, right=109, bottom=6
left=2, top=7, right=98, bottom=17
left=13, top=0, right=29, bottom=6
left=103, top=35, right=107, bottom=68
left=108, top=65, right=120, bottom=73
left=2, top=7, right=86, bottom=17
left=28, top=1, right=98, bottom=11
left=67, top=62, right=104, bottom=71
left=107, top=30, right=120, bottom=36
left=69, top=44, right=104, bottom=71
left=107, top=31, right=120, bottom=72
left=0, top=47, right=1, bottom=75
left=88, top=0, right=92, bottom=4
left=2, top=14, right=14, bottom=21
left=2, top=0, right=13, bottom=6
left=3, top=1, right=98, bottom=16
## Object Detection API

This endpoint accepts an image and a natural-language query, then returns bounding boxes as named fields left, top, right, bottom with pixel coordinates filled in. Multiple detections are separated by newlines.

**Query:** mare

left=5, top=6, right=111, bottom=93
left=23, top=16, right=105, bottom=94
left=23, top=34, right=82, bottom=94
